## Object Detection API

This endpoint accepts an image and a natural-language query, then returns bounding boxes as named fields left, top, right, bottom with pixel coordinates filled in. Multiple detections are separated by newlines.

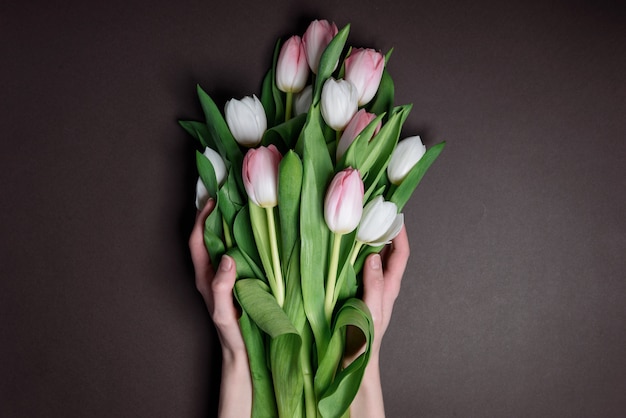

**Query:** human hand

left=189, top=199, right=252, bottom=418
left=189, top=199, right=246, bottom=355
left=347, top=226, right=410, bottom=418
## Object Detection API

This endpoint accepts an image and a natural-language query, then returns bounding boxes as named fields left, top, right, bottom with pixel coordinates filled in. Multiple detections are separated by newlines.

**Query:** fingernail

left=220, top=255, right=233, bottom=271
left=370, top=254, right=381, bottom=270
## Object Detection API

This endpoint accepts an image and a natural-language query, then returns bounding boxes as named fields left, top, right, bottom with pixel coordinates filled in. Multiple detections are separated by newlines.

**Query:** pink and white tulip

left=242, top=145, right=282, bottom=208
left=276, top=35, right=309, bottom=93
left=324, top=168, right=364, bottom=234
left=344, top=48, right=385, bottom=106
left=387, top=135, right=426, bottom=185
left=336, top=109, right=381, bottom=159
left=302, top=19, right=338, bottom=74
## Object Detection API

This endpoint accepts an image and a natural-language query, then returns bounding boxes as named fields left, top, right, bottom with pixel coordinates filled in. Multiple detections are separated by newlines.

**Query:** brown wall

left=1, top=0, right=625, bottom=416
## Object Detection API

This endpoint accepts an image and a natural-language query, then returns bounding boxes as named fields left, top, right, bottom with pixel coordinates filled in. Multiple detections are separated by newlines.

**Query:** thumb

left=362, top=253, right=384, bottom=326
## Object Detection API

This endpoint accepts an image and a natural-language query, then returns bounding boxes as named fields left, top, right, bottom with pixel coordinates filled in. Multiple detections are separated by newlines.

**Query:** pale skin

left=189, top=199, right=410, bottom=417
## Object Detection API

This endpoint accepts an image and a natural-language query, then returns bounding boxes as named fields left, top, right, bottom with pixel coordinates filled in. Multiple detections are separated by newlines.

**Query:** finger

left=189, top=199, right=216, bottom=267
left=210, top=255, right=239, bottom=328
left=362, top=253, right=385, bottom=328
left=382, top=226, right=410, bottom=301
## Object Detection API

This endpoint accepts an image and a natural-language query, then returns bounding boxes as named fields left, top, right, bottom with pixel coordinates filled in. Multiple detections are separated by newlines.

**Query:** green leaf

left=238, top=309, right=278, bottom=418
left=260, top=69, right=276, bottom=127
left=262, top=113, right=307, bottom=152
left=179, top=120, right=210, bottom=148
left=196, top=85, right=245, bottom=193
left=248, top=202, right=278, bottom=291
left=203, top=211, right=224, bottom=268
left=278, top=151, right=303, bottom=265
left=196, top=150, right=218, bottom=199
left=233, top=206, right=265, bottom=280
left=316, top=299, right=374, bottom=418
left=388, top=141, right=446, bottom=211
left=313, top=24, right=350, bottom=105
left=235, top=279, right=303, bottom=417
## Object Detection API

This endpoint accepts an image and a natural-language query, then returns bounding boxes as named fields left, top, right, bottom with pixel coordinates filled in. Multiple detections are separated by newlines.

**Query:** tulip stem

left=349, top=241, right=363, bottom=266
left=265, top=207, right=284, bottom=307
left=324, top=232, right=342, bottom=322
left=222, top=216, right=233, bottom=249
left=285, top=92, right=293, bottom=122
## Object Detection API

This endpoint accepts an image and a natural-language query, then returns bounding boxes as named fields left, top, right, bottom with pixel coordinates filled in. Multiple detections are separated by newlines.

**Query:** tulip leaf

left=196, top=150, right=218, bottom=199
left=179, top=120, right=209, bottom=148
left=362, top=105, right=412, bottom=201
left=233, top=206, right=265, bottom=280
left=235, top=278, right=303, bottom=417
left=203, top=212, right=224, bottom=268
left=389, top=141, right=446, bottom=210
left=237, top=307, right=278, bottom=418
left=225, top=246, right=256, bottom=279
left=278, top=151, right=303, bottom=265
left=248, top=201, right=279, bottom=296
left=196, top=85, right=245, bottom=193
left=298, top=102, right=334, bottom=359
left=314, top=24, right=350, bottom=105
left=263, top=113, right=307, bottom=152
left=339, top=113, right=386, bottom=172
left=261, top=70, right=276, bottom=126
left=316, top=298, right=373, bottom=418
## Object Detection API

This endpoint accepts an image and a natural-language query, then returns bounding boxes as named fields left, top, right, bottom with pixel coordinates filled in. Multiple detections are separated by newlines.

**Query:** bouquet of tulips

left=181, top=19, right=444, bottom=418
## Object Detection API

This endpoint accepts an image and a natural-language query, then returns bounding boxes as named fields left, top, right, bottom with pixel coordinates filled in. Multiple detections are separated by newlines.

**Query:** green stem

left=266, top=207, right=284, bottom=307
left=301, top=326, right=316, bottom=418
left=324, top=232, right=342, bottom=322
left=222, top=216, right=233, bottom=249
left=349, top=241, right=363, bottom=266
left=285, top=91, right=293, bottom=122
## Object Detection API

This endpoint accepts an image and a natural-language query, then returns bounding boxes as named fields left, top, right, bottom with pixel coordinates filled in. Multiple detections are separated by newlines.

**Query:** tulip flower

left=323, top=167, right=364, bottom=321
left=225, top=95, right=267, bottom=147
left=324, top=168, right=364, bottom=234
left=387, top=135, right=427, bottom=185
left=194, top=147, right=227, bottom=210
left=356, top=196, right=404, bottom=246
left=276, top=36, right=309, bottom=93
left=336, top=109, right=381, bottom=160
left=302, top=19, right=338, bottom=74
left=242, top=144, right=282, bottom=208
left=344, top=48, right=385, bottom=106
left=294, top=85, right=313, bottom=116
left=321, top=78, right=358, bottom=131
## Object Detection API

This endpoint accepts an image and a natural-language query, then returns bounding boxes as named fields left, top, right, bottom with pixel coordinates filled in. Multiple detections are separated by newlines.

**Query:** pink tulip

left=344, top=48, right=385, bottom=106
left=336, top=109, right=381, bottom=159
left=276, top=35, right=309, bottom=93
left=242, top=145, right=282, bottom=208
left=302, top=19, right=338, bottom=74
left=324, top=168, right=364, bottom=234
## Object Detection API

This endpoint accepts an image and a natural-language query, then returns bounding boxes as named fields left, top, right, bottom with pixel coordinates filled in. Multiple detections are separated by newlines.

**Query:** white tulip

left=224, top=94, right=267, bottom=147
left=356, top=196, right=404, bottom=246
left=320, top=78, right=358, bottom=131
left=387, top=135, right=426, bottom=185
left=294, top=85, right=313, bottom=116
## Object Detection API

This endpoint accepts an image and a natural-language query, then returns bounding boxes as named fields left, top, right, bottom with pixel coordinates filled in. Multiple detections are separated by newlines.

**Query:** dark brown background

left=1, top=0, right=625, bottom=417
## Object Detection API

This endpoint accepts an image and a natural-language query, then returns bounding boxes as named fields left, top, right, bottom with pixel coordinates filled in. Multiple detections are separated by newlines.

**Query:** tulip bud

left=294, top=85, right=313, bottom=116
left=194, top=147, right=227, bottom=210
left=344, top=48, right=385, bottom=106
left=321, top=78, right=358, bottom=131
left=356, top=196, right=404, bottom=246
left=276, top=36, right=309, bottom=93
left=302, top=19, right=338, bottom=74
left=242, top=145, right=282, bottom=208
left=387, top=135, right=427, bottom=185
left=225, top=95, right=267, bottom=147
left=336, top=109, right=381, bottom=159
left=324, top=168, right=364, bottom=234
